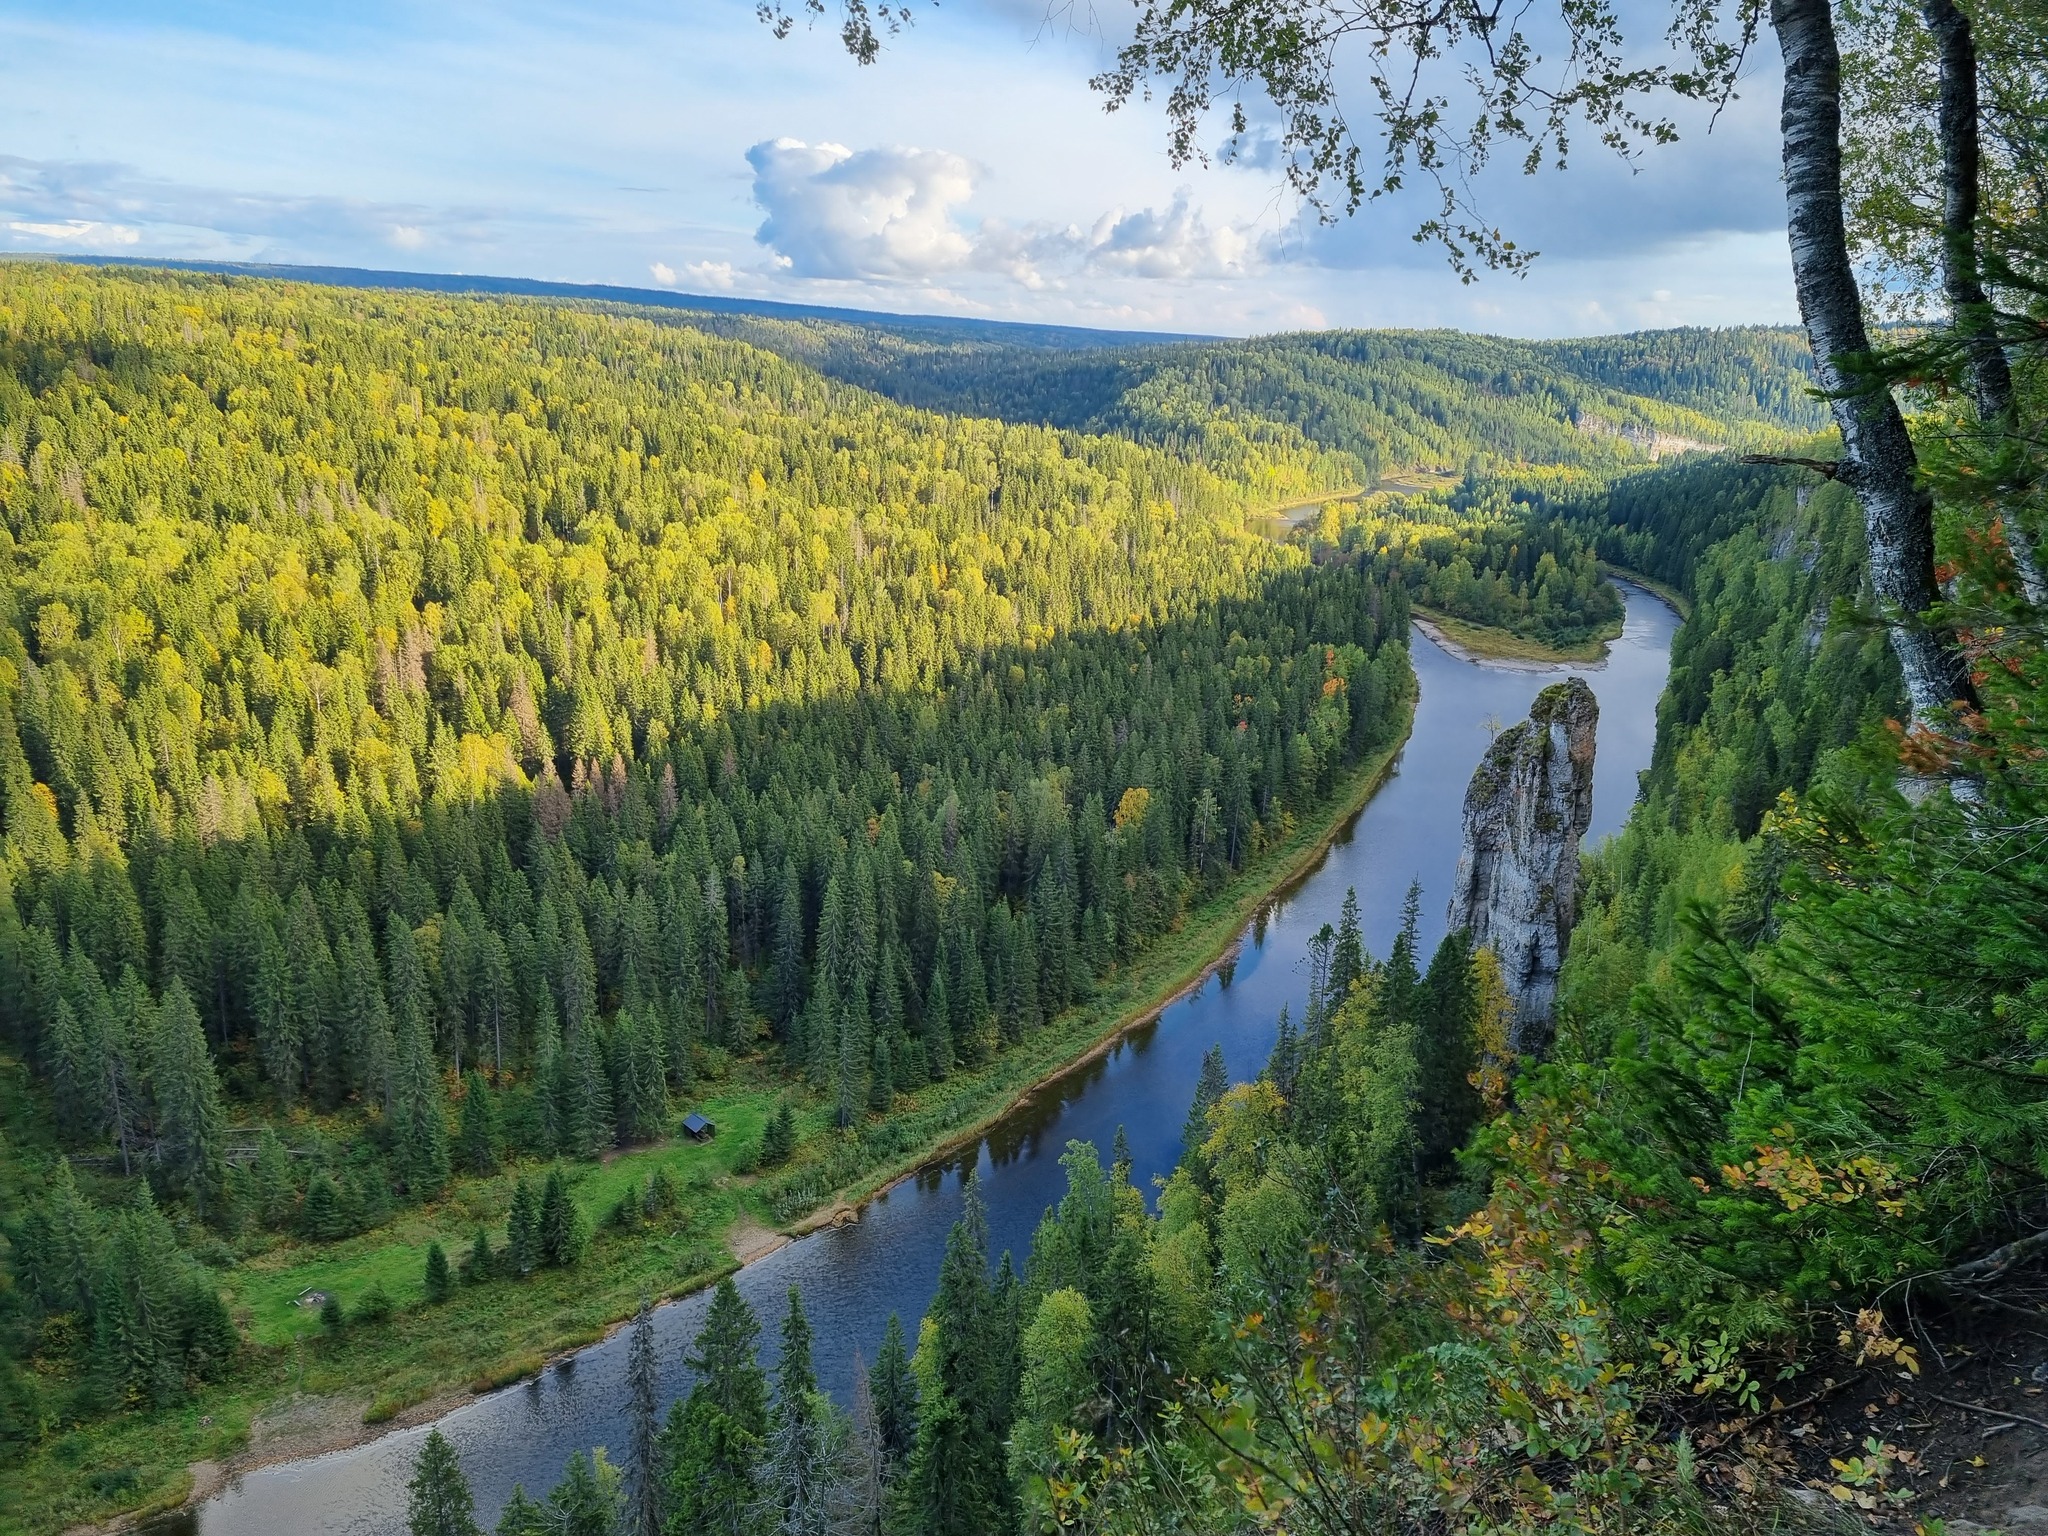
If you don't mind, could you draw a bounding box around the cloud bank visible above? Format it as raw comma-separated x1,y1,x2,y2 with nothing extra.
746,137,1257,287
0,154,533,261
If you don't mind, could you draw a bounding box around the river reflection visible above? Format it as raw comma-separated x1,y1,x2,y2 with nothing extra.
150,585,1677,1536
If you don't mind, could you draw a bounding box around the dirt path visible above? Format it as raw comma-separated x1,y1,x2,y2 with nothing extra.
725,1211,793,1264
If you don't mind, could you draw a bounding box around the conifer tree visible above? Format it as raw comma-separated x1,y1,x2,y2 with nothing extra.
253,1129,297,1229
661,1278,767,1536
423,1242,452,1305
457,1072,499,1176
769,858,806,1041
1377,881,1424,1034
922,943,954,1082
1415,929,1482,1170
152,981,225,1222
870,1312,918,1475
1182,1043,1230,1162
564,1024,615,1158
492,1487,544,1536
531,993,564,1152
625,1299,663,1536
760,1101,797,1167
255,925,300,1106
538,1167,582,1268
393,1006,450,1199
406,1428,481,1536
506,1179,541,1277
1330,886,1365,1002
543,1448,622,1536
464,1228,495,1284
834,988,870,1130
904,1174,1016,1535
836,1351,888,1536
763,1286,834,1536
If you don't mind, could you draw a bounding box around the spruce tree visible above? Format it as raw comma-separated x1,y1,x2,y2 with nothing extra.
543,1448,621,1536
838,1350,888,1536
253,1138,299,1236
870,1312,918,1473
661,1278,767,1536
457,1072,499,1176
904,1174,1016,1535
393,1005,450,1199
464,1227,495,1284
506,1179,540,1277
406,1428,481,1536
1377,880,1424,1035
493,1486,544,1536
835,986,869,1130
1416,929,1482,1170
625,1299,663,1536
538,1167,581,1268
763,1286,834,1535
424,1241,452,1305
152,980,225,1222
565,1024,615,1158
760,1101,797,1167
867,1032,893,1115
769,857,806,1040
923,940,954,1082
1330,886,1365,1002
1181,1043,1229,1163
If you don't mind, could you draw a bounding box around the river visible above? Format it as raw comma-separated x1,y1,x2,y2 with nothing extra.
151,582,1678,1536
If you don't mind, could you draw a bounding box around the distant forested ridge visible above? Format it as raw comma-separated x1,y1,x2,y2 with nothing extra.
674,316,1828,489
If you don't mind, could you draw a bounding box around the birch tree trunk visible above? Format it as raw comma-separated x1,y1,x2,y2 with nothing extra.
1771,0,1979,725
1920,0,2046,605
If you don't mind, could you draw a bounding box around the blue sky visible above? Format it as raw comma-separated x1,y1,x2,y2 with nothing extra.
0,0,1799,337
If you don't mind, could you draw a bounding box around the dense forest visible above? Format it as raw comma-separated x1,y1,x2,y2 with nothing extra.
418,429,2044,1536
0,262,1418,1488
5,110,2046,1530
675,317,1829,489
1325,501,1625,649
360,78,2048,1528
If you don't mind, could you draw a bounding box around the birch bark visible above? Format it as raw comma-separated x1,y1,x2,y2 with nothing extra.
1772,0,1979,725
1920,0,2046,605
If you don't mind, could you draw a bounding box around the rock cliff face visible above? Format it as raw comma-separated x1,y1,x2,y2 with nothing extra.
1446,678,1598,1057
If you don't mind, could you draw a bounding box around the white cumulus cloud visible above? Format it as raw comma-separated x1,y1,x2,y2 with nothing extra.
748,138,975,280
684,260,737,290
745,138,1258,288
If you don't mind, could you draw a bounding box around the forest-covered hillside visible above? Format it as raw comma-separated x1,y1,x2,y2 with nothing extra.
673,315,1826,488
5,233,2042,1536
0,260,1426,1528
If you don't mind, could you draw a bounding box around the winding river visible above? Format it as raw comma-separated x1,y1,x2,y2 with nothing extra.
152,582,1678,1536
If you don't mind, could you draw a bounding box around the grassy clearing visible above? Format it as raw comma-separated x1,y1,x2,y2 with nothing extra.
1414,605,1623,664
1,708,1415,1536
229,1086,771,1348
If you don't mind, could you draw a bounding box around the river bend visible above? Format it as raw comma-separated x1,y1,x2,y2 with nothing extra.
153,583,1678,1536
